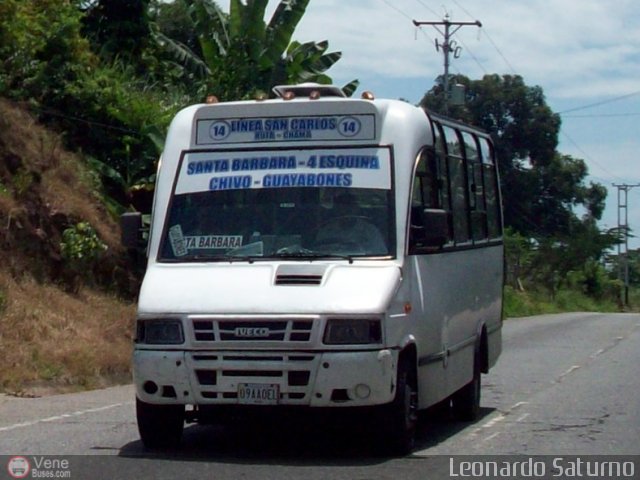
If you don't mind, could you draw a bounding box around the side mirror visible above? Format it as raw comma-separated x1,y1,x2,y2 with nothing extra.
410,208,449,251
121,212,143,249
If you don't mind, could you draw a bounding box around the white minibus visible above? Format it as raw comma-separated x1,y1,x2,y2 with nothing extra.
122,83,503,454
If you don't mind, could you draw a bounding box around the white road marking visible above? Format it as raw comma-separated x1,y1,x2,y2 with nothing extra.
482,413,506,429
0,402,133,433
482,432,501,442
557,365,581,382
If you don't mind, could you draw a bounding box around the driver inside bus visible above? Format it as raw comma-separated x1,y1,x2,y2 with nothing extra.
313,191,387,254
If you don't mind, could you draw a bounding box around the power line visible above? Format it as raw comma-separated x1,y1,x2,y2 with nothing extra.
379,0,435,43
559,129,624,183
414,0,440,17
562,112,640,118
451,0,518,74
379,0,414,22
476,27,518,75
558,90,640,114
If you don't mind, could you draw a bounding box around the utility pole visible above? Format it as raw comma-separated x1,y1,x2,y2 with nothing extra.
613,183,640,306
412,14,481,115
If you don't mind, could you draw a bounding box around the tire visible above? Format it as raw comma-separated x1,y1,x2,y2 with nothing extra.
136,398,185,449
382,359,418,456
451,351,481,421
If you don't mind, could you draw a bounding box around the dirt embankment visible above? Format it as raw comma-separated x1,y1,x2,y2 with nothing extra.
0,99,137,396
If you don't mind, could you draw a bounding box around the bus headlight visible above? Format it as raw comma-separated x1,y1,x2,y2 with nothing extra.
136,319,184,345
323,319,382,345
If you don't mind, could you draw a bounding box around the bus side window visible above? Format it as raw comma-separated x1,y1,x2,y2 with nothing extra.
442,125,471,244
479,137,502,239
409,145,451,253
462,131,488,241
433,124,453,243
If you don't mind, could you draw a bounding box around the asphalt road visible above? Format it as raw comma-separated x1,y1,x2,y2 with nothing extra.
1,312,639,479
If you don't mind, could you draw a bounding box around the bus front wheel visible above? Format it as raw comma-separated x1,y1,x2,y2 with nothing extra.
136,398,185,449
451,350,481,421
382,358,418,455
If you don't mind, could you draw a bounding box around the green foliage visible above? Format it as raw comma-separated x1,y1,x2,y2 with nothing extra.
60,62,176,208
60,222,108,277
59,60,181,210
80,0,152,66
0,0,94,100
504,223,621,309
0,1,175,212
527,219,619,297
503,285,620,319
567,260,622,301
155,0,358,100
504,228,534,289
609,248,640,286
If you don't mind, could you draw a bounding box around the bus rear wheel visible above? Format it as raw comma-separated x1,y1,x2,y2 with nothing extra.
136,398,185,449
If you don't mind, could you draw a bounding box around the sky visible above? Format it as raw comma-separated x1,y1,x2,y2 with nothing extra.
229,0,640,248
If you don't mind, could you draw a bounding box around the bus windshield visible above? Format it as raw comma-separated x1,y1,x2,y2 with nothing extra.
159,147,394,261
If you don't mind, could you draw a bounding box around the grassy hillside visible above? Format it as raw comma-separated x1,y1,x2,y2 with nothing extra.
0,99,136,396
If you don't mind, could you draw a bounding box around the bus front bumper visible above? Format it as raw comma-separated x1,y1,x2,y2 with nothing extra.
133,348,398,408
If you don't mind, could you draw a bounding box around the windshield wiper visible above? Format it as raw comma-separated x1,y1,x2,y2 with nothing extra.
167,254,259,263
271,251,355,264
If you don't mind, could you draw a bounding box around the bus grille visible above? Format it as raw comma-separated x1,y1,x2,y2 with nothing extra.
193,319,314,342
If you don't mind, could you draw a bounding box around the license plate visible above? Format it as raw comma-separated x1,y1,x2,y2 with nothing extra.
238,383,280,405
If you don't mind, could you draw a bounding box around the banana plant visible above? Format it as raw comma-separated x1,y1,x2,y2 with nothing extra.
154,0,358,99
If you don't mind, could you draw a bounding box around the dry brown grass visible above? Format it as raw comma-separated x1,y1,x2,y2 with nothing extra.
0,270,136,395
0,98,120,250
0,99,138,395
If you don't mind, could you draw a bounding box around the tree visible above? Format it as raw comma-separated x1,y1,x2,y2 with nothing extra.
0,0,94,100
154,0,358,100
80,0,152,68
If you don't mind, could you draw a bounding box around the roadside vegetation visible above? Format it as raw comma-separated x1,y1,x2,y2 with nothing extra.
0,0,637,394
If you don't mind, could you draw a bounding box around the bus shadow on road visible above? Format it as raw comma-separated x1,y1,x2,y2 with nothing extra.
118,405,496,465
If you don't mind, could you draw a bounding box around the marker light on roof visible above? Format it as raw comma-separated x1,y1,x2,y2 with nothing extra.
205,95,219,104
309,90,321,100
361,91,375,100
282,91,296,101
